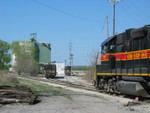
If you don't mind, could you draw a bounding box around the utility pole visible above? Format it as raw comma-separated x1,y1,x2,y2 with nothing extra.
69,42,73,75
108,0,121,36
64,59,67,65
106,16,109,38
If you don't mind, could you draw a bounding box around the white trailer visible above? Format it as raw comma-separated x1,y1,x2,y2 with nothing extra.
54,63,65,75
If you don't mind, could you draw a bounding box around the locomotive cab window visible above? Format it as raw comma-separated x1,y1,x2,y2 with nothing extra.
109,41,116,53
116,44,124,52
107,38,116,53
102,44,108,54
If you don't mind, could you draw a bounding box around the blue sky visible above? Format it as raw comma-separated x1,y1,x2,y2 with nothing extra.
0,0,150,66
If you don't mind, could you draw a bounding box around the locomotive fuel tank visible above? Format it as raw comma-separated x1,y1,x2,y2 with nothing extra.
117,81,150,97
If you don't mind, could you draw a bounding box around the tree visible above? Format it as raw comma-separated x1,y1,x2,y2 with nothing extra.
11,41,39,75
85,49,100,82
0,40,11,70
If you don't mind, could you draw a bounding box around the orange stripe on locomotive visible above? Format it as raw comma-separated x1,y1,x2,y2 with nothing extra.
101,49,150,61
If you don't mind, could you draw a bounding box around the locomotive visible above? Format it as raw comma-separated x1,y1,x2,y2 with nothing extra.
94,25,150,97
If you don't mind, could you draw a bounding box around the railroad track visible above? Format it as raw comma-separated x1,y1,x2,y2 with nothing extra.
18,76,150,105
18,76,98,92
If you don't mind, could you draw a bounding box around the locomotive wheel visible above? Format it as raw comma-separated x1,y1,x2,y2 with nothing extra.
97,79,108,92
45,75,49,79
101,80,108,92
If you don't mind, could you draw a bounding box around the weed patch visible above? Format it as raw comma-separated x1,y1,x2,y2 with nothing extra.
0,72,19,85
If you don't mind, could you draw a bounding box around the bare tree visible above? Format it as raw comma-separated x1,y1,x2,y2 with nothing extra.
11,41,39,75
85,49,100,81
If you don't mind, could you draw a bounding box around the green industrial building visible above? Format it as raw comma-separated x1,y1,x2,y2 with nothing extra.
30,35,51,63
38,43,51,63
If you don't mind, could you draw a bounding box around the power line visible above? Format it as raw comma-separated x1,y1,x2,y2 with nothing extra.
101,17,107,32
129,0,150,19
101,16,109,38
119,3,144,25
32,0,101,23
106,16,109,38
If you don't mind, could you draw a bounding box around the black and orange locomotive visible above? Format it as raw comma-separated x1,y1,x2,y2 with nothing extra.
95,25,150,97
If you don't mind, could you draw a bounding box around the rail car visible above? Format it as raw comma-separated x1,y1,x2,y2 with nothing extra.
94,25,150,97
65,66,71,76
43,63,56,78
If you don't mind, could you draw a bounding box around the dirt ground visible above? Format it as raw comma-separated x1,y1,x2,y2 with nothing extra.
1,74,150,113
0,92,136,113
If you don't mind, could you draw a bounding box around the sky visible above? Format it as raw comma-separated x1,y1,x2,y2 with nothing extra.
0,0,150,66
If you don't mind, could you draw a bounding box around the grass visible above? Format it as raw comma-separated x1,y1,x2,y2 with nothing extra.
72,66,89,70
18,79,61,95
18,79,73,100
20,74,32,76
0,73,19,85
64,95,73,101
0,72,73,101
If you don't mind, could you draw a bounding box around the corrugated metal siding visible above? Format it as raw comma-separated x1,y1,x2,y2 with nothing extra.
38,43,51,63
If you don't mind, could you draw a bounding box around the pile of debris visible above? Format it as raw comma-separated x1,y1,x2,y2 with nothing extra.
0,86,37,104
